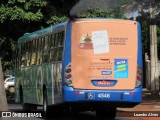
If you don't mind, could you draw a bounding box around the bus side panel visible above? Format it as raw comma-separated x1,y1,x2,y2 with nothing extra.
53,62,63,104
24,67,33,103
31,66,36,104
48,63,53,105
15,67,33,104
41,62,63,106
42,64,52,105
31,65,43,105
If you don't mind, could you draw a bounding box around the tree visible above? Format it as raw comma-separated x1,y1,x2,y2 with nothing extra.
0,0,47,22
122,0,160,95
0,0,127,72
76,8,124,18
1,0,56,116
0,58,8,120
69,0,133,17
0,0,47,72
0,0,80,72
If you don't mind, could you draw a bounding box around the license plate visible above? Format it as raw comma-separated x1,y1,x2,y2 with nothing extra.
98,93,111,98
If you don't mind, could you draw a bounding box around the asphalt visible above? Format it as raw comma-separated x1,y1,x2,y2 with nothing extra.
6,89,160,120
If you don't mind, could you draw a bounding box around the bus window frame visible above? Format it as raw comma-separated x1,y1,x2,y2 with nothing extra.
17,28,65,67
31,39,37,65
42,35,50,63
49,30,65,63
20,43,26,67
26,41,31,67
37,37,42,65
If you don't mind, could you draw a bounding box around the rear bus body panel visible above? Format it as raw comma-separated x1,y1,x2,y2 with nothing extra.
72,20,138,90
63,19,142,105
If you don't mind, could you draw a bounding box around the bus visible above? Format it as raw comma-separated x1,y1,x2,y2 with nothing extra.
15,18,143,119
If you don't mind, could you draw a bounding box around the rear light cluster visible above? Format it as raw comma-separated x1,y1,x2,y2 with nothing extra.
136,65,142,87
64,63,72,86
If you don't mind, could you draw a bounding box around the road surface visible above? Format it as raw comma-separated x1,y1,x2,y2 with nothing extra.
2,98,160,120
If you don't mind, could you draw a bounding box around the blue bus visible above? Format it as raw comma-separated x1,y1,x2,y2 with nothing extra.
15,18,143,119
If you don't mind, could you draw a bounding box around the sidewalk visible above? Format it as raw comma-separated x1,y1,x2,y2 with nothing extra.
142,88,160,102
117,89,160,120
118,88,160,111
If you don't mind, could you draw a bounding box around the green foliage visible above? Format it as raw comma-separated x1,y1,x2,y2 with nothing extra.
47,16,68,25
0,6,43,22
0,0,131,72
0,37,15,71
8,0,47,8
0,0,47,23
0,0,47,71
136,11,160,59
78,8,124,18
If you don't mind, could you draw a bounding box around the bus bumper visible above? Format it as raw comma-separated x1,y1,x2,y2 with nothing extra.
63,85,142,103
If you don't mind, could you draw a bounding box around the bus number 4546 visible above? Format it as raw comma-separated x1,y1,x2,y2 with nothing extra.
98,93,110,98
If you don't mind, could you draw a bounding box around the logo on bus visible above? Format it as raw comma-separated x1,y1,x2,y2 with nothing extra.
87,92,95,99
79,35,93,49
98,81,111,85
101,71,112,75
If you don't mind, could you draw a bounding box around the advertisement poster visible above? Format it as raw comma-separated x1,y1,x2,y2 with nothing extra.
114,59,128,78
72,20,137,90
92,30,109,54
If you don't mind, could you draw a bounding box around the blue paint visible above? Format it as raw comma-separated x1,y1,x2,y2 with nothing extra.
62,20,71,85
137,22,143,68
16,18,143,110
137,22,143,88
62,20,142,107
63,86,142,103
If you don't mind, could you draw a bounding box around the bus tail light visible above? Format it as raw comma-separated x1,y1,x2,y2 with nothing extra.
65,63,72,86
136,65,142,87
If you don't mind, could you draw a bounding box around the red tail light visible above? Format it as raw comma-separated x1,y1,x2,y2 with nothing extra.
137,75,142,81
136,65,142,87
65,74,72,79
65,63,72,86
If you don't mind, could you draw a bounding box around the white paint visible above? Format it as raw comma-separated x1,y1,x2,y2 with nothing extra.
92,30,109,54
